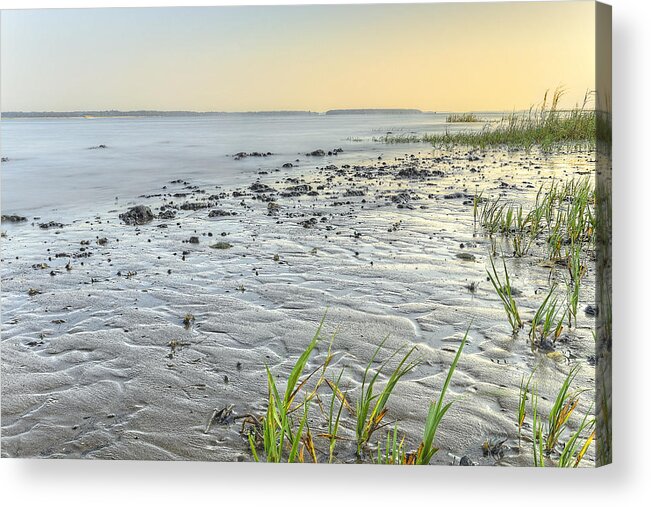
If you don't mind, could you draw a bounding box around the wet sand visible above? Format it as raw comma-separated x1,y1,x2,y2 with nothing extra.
1,145,597,465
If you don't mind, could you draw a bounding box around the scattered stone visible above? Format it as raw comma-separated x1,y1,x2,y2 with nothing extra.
208,209,233,218
188,236,200,244
300,217,318,228
158,210,177,220
233,151,272,160
249,182,276,193
1,214,27,223
97,237,108,246
443,192,466,199
306,149,326,157
281,184,312,197
390,192,411,205
455,252,476,261
210,242,233,250
584,304,599,316
180,202,209,211
119,205,154,225
459,456,476,466
38,221,64,230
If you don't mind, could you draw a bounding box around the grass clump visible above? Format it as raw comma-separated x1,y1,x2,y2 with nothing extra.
248,317,325,463
529,286,565,350
355,338,418,455
486,255,523,334
246,317,468,464
413,329,468,464
522,365,594,467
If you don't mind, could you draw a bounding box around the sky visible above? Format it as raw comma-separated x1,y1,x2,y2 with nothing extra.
0,2,596,112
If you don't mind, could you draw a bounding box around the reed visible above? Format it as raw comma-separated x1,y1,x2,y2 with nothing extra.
557,409,596,467
545,365,581,453
486,255,523,333
517,369,536,442
374,424,408,465
249,317,324,463
355,339,419,455
413,329,468,465
529,285,565,349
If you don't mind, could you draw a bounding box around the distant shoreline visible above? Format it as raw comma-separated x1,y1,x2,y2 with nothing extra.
2,108,430,119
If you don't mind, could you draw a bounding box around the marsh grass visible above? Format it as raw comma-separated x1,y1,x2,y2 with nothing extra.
529,285,565,350
517,368,536,442
413,329,468,465
446,113,480,123
525,366,594,467
531,387,546,467
373,424,408,465
557,409,595,467
249,317,325,463
383,89,596,151
355,338,419,455
247,318,467,464
545,365,581,453
487,255,523,333
478,177,594,340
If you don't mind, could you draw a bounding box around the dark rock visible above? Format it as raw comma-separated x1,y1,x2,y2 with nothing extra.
282,162,294,168
584,304,599,316
397,167,445,179
267,202,281,215
306,149,325,157
119,205,154,225
459,456,476,466
390,192,411,204
249,182,276,193
300,217,318,228
281,184,312,197
189,236,200,244
158,210,177,220
233,151,272,160
455,252,476,261
443,192,466,199
1,214,27,223
210,242,233,250
208,209,233,218
180,202,209,211
38,221,64,230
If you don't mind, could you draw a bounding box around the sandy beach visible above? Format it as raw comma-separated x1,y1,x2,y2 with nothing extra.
1,139,597,465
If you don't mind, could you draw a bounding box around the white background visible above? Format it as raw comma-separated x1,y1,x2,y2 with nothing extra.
0,0,649,505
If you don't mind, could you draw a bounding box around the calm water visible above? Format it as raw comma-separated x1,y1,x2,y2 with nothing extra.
0,113,495,216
